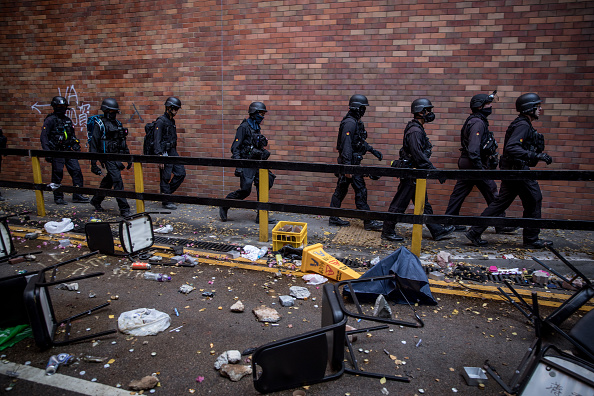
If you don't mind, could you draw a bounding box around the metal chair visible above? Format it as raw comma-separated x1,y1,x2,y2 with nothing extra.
85,212,156,260
22,251,116,350
252,275,424,393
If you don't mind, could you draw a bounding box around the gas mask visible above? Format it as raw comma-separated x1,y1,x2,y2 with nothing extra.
423,111,436,123
54,106,67,116
253,113,265,124
480,107,493,117
105,111,117,121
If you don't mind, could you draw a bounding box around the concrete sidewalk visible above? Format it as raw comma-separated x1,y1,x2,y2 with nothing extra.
1,187,593,279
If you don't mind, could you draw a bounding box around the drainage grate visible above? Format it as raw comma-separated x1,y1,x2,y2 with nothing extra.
153,236,237,253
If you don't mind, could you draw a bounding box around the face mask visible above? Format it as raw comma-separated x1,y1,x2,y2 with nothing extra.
54,107,67,116
480,107,493,117
253,114,264,124
106,112,117,121
423,111,435,123
358,106,366,117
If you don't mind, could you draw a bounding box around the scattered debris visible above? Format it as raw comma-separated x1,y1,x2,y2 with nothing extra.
253,306,281,323
56,283,79,291
44,218,74,234
214,350,241,370
45,353,75,375
118,308,171,336
230,300,245,312
279,295,295,307
154,224,173,234
128,375,159,390
302,274,328,285
219,364,252,382
179,284,195,294
289,286,310,300
373,295,393,319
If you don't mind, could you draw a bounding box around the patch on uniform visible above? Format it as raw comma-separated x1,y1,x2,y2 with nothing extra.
520,138,523,142
346,132,350,135
235,138,239,141
476,132,479,135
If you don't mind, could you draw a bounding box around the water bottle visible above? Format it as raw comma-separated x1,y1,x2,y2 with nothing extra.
143,272,171,282
257,247,268,259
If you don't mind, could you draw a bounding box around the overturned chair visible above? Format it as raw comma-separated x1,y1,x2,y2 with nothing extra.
0,251,116,350
252,275,424,394
486,245,594,394
85,212,156,260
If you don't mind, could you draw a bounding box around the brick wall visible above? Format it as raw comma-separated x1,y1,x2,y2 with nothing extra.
0,0,592,220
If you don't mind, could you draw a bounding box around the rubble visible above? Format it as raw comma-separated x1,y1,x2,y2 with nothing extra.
219,363,252,381
128,375,159,390
253,306,281,323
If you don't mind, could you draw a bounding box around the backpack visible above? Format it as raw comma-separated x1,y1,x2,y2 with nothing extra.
86,115,105,152
143,120,157,155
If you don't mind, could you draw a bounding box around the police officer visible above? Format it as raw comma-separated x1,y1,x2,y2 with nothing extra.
219,102,276,223
40,96,89,205
154,97,185,210
465,93,553,248
88,98,132,217
328,94,383,231
381,98,455,242
444,92,515,234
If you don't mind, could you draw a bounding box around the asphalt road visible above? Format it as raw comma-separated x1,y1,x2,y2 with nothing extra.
0,189,592,395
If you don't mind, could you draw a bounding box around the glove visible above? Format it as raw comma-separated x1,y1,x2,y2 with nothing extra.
369,175,380,180
370,149,383,161
536,153,552,165
437,173,447,184
261,149,271,160
117,162,125,170
127,162,133,170
91,163,102,176
45,157,52,163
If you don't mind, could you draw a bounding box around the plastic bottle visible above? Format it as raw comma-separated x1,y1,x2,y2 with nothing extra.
143,272,171,282
257,247,268,259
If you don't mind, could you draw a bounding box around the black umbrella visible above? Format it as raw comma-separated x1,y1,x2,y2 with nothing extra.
344,247,437,306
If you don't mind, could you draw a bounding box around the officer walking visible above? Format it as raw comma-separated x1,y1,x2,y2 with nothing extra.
328,94,383,231
381,98,455,242
219,102,276,223
444,92,515,234
40,96,89,205
88,98,132,217
154,97,185,210
465,93,553,248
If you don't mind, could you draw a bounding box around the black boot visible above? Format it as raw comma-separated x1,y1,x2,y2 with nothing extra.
465,230,488,247
432,226,456,241
329,217,350,227
364,220,383,231
219,207,228,222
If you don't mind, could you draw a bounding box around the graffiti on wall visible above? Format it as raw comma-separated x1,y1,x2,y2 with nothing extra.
31,85,90,136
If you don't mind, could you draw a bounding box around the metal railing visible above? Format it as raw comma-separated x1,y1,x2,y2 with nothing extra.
2,148,593,256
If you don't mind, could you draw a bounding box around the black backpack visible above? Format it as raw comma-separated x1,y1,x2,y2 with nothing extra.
143,120,157,155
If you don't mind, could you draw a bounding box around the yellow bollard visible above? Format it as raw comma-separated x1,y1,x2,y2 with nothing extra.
410,178,426,257
133,162,145,213
258,168,269,242
31,156,46,217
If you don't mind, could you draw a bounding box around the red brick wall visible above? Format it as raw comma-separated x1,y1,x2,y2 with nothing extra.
1,0,592,220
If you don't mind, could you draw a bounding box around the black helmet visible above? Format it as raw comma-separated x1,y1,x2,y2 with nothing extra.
348,94,369,110
100,98,120,112
411,98,433,114
51,96,69,109
248,102,267,114
470,94,493,110
165,97,182,109
516,93,541,114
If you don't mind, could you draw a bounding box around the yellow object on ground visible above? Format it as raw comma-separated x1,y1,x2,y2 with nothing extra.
301,243,360,281
272,221,308,251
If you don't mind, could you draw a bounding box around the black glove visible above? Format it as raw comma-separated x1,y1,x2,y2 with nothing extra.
369,175,380,180
437,173,447,184
536,153,552,165
261,149,271,160
117,162,125,170
370,149,383,161
91,163,102,176
45,157,52,163
127,162,133,170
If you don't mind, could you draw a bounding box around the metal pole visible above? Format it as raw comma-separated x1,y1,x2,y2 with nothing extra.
410,179,426,256
258,168,269,242
134,162,145,213
31,156,46,217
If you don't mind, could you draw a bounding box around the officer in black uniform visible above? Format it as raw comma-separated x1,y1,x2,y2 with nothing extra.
381,98,455,242
328,94,383,231
88,98,132,217
154,97,185,210
444,92,515,234
219,102,276,223
465,93,553,248
40,96,89,205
